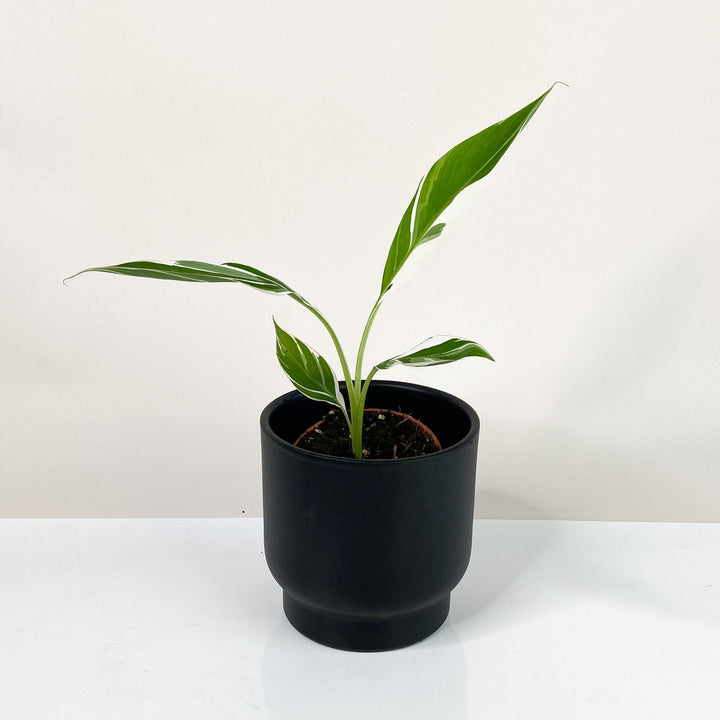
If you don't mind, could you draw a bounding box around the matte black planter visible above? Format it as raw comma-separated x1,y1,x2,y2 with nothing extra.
260,380,479,652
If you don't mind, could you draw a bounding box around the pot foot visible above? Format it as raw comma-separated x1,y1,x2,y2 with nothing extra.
282,592,451,652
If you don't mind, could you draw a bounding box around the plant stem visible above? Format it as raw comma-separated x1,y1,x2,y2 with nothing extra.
299,300,358,447
303,303,354,393
301,291,386,460
358,366,379,409
348,293,387,458
348,393,363,460
347,367,380,459
353,292,386,390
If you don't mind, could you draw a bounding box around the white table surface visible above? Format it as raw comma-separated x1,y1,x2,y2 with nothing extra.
1,519,718,719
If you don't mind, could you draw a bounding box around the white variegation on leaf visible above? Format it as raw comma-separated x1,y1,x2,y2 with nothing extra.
273,320,347,413
376,336,494,370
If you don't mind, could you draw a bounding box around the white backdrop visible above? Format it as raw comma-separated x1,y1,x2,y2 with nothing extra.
2,0,719,519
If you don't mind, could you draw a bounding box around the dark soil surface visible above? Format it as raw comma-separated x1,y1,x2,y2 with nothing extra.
294,408,441,459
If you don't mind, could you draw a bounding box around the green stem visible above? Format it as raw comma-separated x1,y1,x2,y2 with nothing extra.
303,303,354,393
347,366,380,459
347,292,387,459
358,366,379,411
348,393,363,460
296,299,358,444
353,292,386,390
298,291,386,460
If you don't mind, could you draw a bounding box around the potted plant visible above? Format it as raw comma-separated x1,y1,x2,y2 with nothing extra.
68,85,560,651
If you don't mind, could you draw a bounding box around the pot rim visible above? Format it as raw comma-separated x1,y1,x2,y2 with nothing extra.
260,380,480,466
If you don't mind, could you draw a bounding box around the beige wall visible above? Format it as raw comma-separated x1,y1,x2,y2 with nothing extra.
3,0,719,520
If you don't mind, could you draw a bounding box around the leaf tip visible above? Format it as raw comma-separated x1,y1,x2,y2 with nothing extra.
62,268,89,286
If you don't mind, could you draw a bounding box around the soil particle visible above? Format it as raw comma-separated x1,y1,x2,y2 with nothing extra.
294,408,441,459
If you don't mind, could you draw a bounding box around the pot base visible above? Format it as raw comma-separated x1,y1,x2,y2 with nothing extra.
282,592,451,652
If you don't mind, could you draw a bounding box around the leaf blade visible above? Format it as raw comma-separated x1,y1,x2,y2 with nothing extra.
66,261,226,283
65,260,314,305
376,336,494,370
381,85,557,293
274,320,346,411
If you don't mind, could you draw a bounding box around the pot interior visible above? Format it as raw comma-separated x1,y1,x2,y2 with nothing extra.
266,381,476,455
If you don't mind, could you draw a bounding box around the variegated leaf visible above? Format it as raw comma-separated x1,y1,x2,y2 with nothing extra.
381,85,558,294
65,260,311,304
376,336,494,370
273,320,346,410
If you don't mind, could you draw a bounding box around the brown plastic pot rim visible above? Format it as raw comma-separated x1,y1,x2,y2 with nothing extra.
293,408,442,451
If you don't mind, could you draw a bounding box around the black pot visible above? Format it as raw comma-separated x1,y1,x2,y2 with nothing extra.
260,380,479,652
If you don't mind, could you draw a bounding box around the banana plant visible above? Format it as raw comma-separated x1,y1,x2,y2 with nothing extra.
67,85,560,459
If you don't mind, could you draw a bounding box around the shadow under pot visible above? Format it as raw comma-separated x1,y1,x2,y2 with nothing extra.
260,380,480,652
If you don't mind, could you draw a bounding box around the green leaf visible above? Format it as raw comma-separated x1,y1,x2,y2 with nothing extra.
273,320,346,410
67,259,303,294
376,336,494,370
65,259,318,309
66,259,355,391
381,85,558,293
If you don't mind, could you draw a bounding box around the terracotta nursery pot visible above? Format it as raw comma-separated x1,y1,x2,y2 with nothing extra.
260,380,480,652
293,407,442,457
